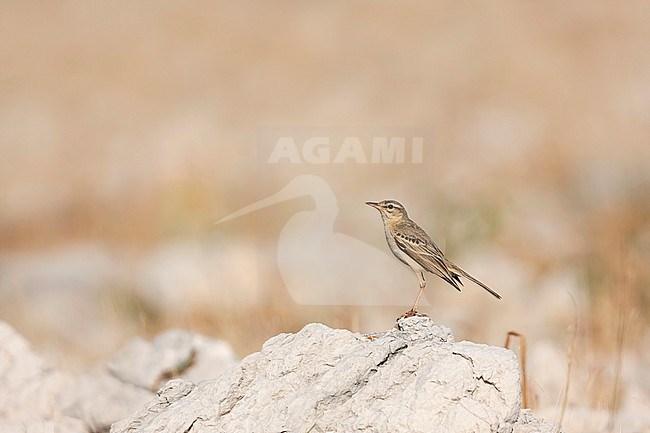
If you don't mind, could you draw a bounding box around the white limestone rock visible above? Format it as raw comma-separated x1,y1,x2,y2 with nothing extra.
63,328,238,432
62,370,153,432
112,316,560,433
513,409,560,433
106,328,238,391
0,321,84,433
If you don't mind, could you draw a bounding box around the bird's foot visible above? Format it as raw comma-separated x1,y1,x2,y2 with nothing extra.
397,309,428,321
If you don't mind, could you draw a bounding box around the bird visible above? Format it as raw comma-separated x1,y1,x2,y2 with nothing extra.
366,199,501,314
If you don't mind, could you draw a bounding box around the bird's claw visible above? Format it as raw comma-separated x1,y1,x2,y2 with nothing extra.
397,309,428,321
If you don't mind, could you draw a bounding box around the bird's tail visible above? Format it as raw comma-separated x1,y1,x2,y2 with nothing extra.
446,262,502,300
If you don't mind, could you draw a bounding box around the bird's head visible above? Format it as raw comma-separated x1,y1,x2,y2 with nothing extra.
365,200,408,221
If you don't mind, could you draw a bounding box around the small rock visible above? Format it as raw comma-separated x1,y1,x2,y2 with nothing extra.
107,328,237,391
514,409,559,433
62,370,153,432
63,328,238,431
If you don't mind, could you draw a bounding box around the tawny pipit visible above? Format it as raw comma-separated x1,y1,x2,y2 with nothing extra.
367,200,501,313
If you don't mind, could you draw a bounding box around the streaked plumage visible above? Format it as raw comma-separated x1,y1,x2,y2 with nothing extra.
366,199,501,312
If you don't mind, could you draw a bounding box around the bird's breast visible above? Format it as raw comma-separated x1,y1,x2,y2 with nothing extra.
383,226,423,273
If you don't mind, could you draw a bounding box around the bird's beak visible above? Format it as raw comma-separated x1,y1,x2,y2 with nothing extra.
365,201,381,209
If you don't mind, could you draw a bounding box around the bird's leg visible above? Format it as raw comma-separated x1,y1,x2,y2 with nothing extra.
409,272,426,313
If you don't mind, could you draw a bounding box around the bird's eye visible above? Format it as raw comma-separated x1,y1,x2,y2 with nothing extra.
387,204,394,210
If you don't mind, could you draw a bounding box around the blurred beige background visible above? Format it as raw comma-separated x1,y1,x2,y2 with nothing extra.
1,2,649,431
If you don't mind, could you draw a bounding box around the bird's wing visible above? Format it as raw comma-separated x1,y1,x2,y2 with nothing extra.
392,222,462,291
393,219,502,300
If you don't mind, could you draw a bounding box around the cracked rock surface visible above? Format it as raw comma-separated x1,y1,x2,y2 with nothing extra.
111,316,560,433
